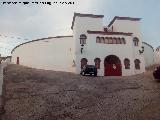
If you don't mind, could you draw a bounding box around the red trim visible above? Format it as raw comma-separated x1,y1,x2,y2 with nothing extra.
71,12,104,29
142,42,154,51
108,16,141,27
11,35,73,54
87,30,133,36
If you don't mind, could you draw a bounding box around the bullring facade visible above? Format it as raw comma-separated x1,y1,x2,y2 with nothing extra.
11,13,146,76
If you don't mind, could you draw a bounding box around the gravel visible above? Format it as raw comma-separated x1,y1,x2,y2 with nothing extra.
2,64,160,120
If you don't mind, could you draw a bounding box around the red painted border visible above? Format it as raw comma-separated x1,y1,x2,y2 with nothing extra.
87,30,133,36
108,16,141,27
71,12,104,29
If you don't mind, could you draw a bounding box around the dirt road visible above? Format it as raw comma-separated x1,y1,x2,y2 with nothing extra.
2,64,160,120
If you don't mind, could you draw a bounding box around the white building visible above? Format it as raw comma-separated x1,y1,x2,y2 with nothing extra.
154,46,160,64
11,13,146,76
142,42,154,67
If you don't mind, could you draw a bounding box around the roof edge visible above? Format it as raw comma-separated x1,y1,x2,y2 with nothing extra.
11,35,73,54
71,12,104,29
142,42,154,51
87,30,133,36
108,16,142,27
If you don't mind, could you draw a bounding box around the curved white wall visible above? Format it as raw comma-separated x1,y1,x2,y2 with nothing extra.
142,42,154,67
11,36,75,72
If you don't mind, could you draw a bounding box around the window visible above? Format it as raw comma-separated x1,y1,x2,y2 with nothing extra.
133,37,139,46
105,37,109,44
81,58,88,69
119,38,123,44
156,48,159,52
96,36,100,43
80,34,87,44
96,36,126,45
101,37,105,43
94,58,101,69
124,58,130,69
122,38,126,44
116,38,121,44
113,38,117,44
108,37,113,44
134,59,140,69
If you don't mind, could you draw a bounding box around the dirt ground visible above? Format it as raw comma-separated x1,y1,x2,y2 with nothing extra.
1,64,160,120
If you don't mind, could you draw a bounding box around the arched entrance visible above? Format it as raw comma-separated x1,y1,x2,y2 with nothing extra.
104,55,122,76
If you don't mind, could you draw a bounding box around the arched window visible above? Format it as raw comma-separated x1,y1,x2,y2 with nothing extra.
156,48,159,52
81,58,88,69
116,38,121,44
94,58,101,69
96,36,100,43
134,59,140,69
133,37,139,46
113,38,117,44
124,58,130,69
100,37,105,43
105,37,109,44
80,34,87,44
122,38,126,44
108,37,113,44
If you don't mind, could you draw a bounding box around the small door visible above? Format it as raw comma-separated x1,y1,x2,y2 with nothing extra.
16,57,19,65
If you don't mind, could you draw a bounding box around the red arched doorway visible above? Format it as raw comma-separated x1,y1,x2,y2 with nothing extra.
104,55,122,76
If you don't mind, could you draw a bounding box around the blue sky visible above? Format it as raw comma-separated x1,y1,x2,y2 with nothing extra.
0,0,160,56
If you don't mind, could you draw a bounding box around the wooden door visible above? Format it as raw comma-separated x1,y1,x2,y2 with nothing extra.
104,55,122,76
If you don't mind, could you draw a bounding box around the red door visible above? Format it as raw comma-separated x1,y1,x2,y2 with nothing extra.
104,55,122,76
16,57,19,65
105,63,121,76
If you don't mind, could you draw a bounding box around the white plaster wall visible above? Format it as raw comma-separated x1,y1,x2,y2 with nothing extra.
154,48,160,64
73,16,103,34
87,34,134,76
75,34,144,76
73,16,103,55
111,20,145,74
110,20,141,37
73,17,145,76
131,38,145,75
73,16,103,74
12,37,75,72
142,42,154,67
